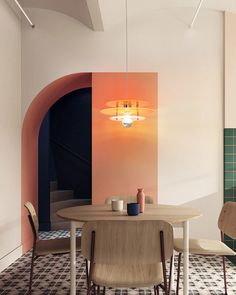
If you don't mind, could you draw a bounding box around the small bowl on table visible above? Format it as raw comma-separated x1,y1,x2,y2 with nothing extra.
111,199,124,211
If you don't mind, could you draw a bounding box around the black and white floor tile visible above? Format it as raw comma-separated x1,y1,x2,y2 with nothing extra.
0,230,235,295
39,229,82,240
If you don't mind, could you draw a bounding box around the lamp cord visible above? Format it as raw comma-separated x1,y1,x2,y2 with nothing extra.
125,0,128,74
125,0,128,102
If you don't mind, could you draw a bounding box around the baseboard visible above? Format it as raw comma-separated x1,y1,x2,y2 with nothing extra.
0,245,22,272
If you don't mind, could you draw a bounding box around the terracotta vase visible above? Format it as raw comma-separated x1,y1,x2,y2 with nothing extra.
137,188,145,213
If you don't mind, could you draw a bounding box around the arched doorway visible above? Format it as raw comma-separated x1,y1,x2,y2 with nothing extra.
21,73,92,252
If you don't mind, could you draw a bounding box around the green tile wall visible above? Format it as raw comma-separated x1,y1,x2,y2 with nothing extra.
224,128,236,265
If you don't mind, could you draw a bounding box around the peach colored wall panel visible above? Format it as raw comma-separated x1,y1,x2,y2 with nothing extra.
92,73,157,204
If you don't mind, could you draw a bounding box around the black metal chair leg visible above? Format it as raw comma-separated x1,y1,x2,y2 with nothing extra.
88,231,96,295
222,255,228,295
87,284,91,295
88,281,94,295
97,285,100,295
103,286,106,295
168,255,173,295
156,285,160,295
28,245,36,294
86,259,89,290
176,253,182,295
160,231,168,295
93,284,97,295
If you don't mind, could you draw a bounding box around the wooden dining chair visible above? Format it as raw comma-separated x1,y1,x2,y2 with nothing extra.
175,201,236,295
24,201,81,294
105,195,154,205
81,220,174,295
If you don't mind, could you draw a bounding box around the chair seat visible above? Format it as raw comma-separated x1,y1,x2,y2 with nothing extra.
35,237,81,256
92,263,163,288
174,238,236,256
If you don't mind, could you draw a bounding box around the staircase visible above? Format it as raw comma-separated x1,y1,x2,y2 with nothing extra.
50,181,91,230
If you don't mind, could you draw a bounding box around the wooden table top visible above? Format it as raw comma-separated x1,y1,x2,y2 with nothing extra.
57,204,202,224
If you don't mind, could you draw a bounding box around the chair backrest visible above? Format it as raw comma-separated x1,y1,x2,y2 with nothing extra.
105,195,154,205
24,201,39,240
82,220,173,265
218,202,236,239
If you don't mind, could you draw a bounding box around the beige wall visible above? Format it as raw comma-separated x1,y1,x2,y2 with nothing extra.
225,12,236,128
155,9,223,239
21,4,223,240
0,1,21,270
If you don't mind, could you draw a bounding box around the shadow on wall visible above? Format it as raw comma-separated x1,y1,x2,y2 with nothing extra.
174,193,223,240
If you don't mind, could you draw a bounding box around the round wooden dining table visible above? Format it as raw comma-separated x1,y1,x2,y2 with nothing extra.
57,204,202,295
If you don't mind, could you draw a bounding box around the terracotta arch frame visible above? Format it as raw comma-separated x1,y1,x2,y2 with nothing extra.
21,73,92,252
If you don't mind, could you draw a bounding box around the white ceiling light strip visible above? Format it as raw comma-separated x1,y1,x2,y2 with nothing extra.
189,0,205,28
14,0,35,28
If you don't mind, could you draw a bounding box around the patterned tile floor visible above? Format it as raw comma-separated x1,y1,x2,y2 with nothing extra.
0,230,235,294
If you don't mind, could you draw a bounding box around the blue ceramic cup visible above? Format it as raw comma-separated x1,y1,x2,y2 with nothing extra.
127,203,140,216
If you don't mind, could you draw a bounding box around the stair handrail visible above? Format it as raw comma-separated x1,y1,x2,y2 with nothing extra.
51,138,90,166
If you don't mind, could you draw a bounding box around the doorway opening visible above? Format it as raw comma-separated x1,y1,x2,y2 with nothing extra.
22,73,92,252
38,88,92,231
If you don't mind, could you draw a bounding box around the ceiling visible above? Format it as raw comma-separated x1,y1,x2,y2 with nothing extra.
18,0,103,30
10,0,236,30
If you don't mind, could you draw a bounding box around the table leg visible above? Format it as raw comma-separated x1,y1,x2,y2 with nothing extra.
183,220,189,295
71,221,76,295
170,250,175,291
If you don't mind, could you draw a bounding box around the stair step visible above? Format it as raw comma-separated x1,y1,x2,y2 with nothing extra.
50,199,91,222
51,221,70,230
50,181,58,192
50,190,74,203
51,221,84,231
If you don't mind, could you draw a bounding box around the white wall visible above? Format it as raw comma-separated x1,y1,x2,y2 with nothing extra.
0,1,21,270
225,12,236,127
22,2,223,239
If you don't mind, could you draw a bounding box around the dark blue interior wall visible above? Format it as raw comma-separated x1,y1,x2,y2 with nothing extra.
38,87,92,230
50,87,92,198
38,112,51,230
49,146,57,181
